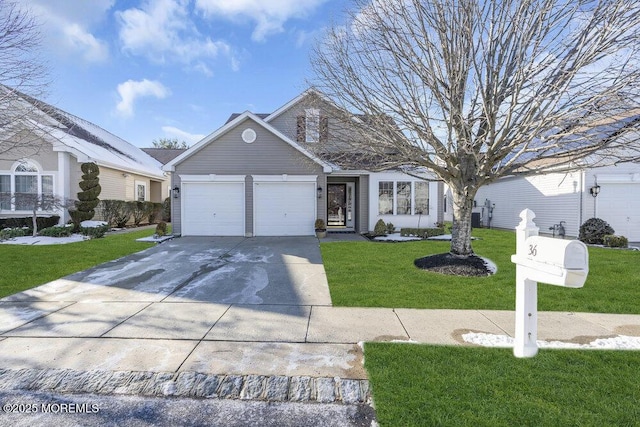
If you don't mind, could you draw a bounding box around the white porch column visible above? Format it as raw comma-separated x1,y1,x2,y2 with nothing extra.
57,151,72,224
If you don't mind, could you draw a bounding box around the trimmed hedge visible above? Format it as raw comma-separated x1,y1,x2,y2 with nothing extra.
400,227,446,238
0,216,60,230
39,225,73,237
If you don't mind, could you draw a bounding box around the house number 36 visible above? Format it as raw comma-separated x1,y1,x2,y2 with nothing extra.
528,244,538,256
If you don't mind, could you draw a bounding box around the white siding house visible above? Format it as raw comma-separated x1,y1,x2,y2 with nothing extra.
463,162,640,241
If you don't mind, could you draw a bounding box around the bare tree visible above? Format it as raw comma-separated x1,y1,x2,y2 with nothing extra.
310,0,640,257
0,0,50,160
152,138,189,149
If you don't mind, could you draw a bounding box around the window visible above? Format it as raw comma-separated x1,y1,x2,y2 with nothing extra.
378,180,431,216
297,110,328,143
415,182,429,215
137,183,146,202
15,175,38,210
396,182,411,214
2,160,55,212
378,181,393,214
305,108,320,143
0,175,10,210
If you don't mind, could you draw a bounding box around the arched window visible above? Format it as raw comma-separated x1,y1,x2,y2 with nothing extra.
0,160,54,212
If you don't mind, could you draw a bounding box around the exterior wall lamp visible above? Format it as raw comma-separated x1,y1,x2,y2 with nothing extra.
173,186,180,198
317,186,323,199
589,185,601,198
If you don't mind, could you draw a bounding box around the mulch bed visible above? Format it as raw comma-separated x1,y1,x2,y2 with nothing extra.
414,253,493,277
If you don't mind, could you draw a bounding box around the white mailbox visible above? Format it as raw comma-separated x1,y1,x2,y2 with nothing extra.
510,235,589,288
511,209,590,358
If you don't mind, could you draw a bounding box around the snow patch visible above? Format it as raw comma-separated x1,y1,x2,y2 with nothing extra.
0,235,87,245
462,332,640,350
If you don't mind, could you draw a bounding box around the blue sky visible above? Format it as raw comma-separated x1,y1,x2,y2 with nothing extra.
22,0,341,147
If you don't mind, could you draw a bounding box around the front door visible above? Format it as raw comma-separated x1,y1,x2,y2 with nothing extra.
327,183,355,229
327,184,346,226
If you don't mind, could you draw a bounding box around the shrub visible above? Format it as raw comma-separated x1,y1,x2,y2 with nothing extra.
603,234,628,248
155,221,168,237
147,202,164,224
100,200,122,227
373,219,387,236
400,227,446,238
314,219,326,230
0,227,27,240
39,225,73,238
386,222,395,234
162,197,171,222
128,201,146,226
0,216,60,230
69,162,101,228
579,218,615,244
80,224,109,239
114,201,131,228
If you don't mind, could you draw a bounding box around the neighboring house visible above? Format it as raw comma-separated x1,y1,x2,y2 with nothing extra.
0,92,168,224
163,90,443,236
444,111,640,241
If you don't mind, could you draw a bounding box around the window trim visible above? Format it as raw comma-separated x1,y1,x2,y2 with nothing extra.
377,180,430,216
1,160,55,212
135,180,147,202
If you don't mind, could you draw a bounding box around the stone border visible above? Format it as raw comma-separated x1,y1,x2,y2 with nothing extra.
0,369,371,404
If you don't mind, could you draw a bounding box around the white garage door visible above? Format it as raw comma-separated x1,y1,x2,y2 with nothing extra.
182,182,244,236
254,181,316,236
597,183,640,241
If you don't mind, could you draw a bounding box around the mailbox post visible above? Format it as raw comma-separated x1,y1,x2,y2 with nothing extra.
511,209,589,358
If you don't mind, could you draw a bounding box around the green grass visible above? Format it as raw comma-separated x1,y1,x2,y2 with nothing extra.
0,229,156,298
320,228,640,313
365,343,640,427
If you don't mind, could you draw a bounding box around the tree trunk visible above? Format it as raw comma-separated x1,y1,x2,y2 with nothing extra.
32,206,38,237
450,186,476,256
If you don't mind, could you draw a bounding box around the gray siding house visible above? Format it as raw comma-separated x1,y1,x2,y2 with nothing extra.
163,91,443,237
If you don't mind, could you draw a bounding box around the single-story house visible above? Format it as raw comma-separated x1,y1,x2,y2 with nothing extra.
465,162,640,241
0,90,168,224
163,90,444,236
444,108,640,241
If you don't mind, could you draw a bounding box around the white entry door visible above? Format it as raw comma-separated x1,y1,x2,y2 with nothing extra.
182,182,244,236
254,181,316,236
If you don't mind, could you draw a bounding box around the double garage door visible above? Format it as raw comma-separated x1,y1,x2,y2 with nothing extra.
181,178,316,236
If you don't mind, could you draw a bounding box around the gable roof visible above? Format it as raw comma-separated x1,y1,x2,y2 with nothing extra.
5,89,165,179
163,111,334,172
142,148,187,165
225,113,270,124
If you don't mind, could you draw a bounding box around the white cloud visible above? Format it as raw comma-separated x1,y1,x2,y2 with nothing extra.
19,0,112,63
162,126,206,144
63,24,109,63
116,0,231,71
116,79,170,118
195,0,329,42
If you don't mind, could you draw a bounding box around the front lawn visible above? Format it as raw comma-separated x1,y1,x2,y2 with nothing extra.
365,343,640,427
0,229,157,298
321,228,640,313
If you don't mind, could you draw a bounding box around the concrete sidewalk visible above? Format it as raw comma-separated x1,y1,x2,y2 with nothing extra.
1,299,639,377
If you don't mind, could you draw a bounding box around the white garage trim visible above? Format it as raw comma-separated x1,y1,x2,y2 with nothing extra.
253,176,317,236
179,174,245,183
252,174,318,182
181,178,245,236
